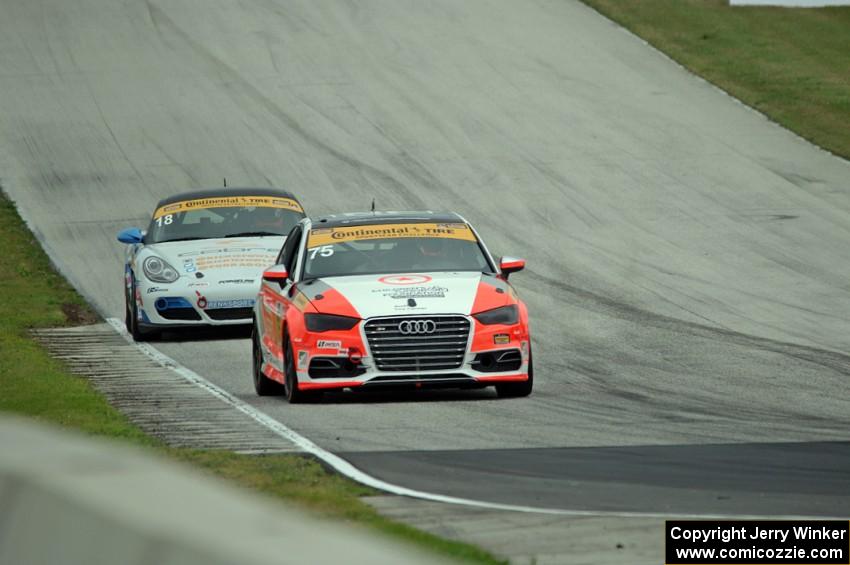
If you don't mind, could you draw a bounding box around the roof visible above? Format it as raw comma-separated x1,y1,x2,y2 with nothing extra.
155,187,301,207
311,211,465,229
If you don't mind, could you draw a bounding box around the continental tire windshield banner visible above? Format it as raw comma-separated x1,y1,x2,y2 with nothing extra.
308,223,476,248
666,520,849,565
154,196,303,219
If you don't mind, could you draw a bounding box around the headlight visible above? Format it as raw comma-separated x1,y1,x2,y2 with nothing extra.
473,305,518,325
142,256,179,283
305,313,360,332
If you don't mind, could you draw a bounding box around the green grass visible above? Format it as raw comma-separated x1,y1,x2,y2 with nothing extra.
581,0,850,160
0,192,503,565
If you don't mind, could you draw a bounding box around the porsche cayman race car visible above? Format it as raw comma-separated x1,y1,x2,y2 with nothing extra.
117,188,305,340
252,211,532,402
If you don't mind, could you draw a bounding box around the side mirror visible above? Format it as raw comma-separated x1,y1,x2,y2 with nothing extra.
262,265,289,284
499,256,525,278
117,227,143,244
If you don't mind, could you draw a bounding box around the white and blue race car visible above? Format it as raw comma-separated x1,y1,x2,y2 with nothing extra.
117,188,305,340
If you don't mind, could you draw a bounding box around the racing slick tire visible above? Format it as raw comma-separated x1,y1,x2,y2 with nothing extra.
496,349,534,398
125,277,158,342
252,325,284,396
283,332,322,404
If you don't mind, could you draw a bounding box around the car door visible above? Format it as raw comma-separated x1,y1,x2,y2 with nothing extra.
260,224,303,371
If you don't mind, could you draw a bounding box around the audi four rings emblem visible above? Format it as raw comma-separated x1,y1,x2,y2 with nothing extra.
398,319,437,335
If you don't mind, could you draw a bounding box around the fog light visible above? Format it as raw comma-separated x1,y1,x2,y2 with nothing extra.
493,333,510,344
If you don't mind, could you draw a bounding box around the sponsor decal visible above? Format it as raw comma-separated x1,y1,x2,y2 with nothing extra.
205,298,255,309
298,350,308,369
154,196,303,219
200,247,270,254
307,223,476,247
195,291,207,309
211,241,269,247
372,285,447,298
146,286,168,294
183,258,196,273
179,247,277,257
378,274,433,285
194,254,272,270
316,340,342,350
187,282,209,288
218,279,254,285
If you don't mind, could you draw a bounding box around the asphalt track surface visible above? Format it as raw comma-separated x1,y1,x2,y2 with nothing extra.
2,0,849,518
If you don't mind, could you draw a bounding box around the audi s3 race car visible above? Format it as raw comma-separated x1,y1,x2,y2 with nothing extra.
117,188,305,340
251,211,532,402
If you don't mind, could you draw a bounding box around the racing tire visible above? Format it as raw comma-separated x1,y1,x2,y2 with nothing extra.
252,325,284,396
496,349,534,398
124,291,133,333
126,278,158,342
283,333,322,404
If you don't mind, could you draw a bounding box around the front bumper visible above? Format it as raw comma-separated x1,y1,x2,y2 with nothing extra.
290,315,530,392
136,285,256,327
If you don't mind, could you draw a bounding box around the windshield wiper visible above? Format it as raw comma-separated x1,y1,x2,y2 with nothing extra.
223,231,280,238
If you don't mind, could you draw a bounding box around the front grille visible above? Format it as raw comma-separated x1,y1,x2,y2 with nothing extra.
205,307,253,321
158,308,202,321
364,316,471,372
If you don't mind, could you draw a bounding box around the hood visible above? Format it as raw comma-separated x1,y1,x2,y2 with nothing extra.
145,237,284,283
307,272,510,319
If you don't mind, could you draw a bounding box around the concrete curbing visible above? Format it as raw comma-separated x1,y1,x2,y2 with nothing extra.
0,415,447,565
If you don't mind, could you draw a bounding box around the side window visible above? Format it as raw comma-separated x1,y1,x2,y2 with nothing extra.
285,229,302,277
278,225,302,275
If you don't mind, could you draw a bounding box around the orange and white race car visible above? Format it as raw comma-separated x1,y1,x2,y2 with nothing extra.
251,211,532,402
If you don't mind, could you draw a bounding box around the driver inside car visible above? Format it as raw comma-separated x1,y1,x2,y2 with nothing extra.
408,237,454,270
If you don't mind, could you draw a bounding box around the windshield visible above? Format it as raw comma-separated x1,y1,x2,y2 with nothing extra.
146,195,304,243
303,222,494,279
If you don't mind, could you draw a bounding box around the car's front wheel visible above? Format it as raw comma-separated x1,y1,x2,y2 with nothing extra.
252,325,284,396
125,277,158,342
124,285,134,333
496,348,534,398
283,332,322,404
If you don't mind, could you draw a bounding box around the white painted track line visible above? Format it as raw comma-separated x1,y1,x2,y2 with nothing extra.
105,317,838,520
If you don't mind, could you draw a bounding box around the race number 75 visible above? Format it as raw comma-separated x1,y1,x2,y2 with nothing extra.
309,245,334,259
